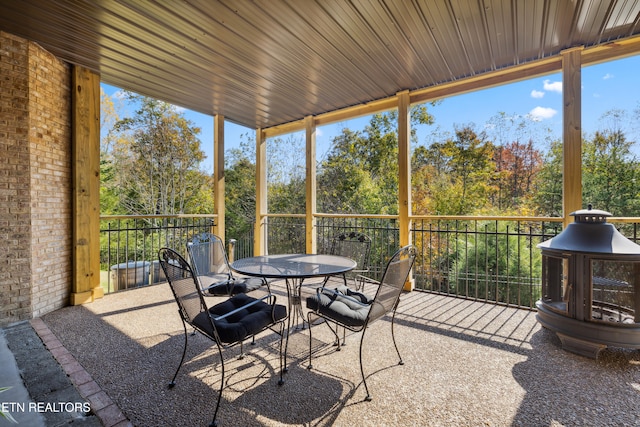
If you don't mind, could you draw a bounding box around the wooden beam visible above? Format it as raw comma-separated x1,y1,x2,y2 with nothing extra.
71,65,103,305
262,97,398,139
305,116,317,254
581,34,640,66
213,114,225,242
562,47,583,227
397,91,413,291
261,35,640,141
254,128,267,255
410,56,561,104
314,97,397,126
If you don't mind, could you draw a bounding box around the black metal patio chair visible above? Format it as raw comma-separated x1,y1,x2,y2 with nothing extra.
159,247,287,427
305,244,417,401
329,231,372,290
187,232,267,296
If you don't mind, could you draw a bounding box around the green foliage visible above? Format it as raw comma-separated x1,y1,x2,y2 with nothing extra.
449,221,542,307
530,139,563,216
318,106,435,215
225,141,257,239
532,112,640,217
412,126,497,215
101,91,212,215
267,134,306,214
582,127,640,215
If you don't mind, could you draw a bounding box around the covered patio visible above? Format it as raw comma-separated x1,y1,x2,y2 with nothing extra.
1,1,640,425
2,1,640,324
20,279,640,426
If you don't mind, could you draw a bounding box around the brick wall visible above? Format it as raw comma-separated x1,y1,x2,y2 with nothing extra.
28,40,72,317
0,31,72,326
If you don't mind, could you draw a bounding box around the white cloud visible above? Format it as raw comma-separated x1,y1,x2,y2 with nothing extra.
528,106,558,122
112,89,128,100
531,89,545,98
603,73,614,80
543,79,562,93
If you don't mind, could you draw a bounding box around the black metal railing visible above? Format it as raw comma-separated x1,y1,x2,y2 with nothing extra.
257,215,400,279
411,216,562,309
247,214,563,309
100,215,215,293
100,213,640,310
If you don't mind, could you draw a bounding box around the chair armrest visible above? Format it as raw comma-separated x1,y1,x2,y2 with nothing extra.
355,274,379,285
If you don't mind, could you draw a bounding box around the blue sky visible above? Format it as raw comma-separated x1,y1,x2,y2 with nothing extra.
102,54,639,173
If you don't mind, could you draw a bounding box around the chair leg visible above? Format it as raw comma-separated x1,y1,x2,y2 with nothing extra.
359,327,371,401
169,318,189,388
390,307,404,365
307,312,315,370
239,340,245,359
210,342,225,427
277,321,285,385
319,318,341,347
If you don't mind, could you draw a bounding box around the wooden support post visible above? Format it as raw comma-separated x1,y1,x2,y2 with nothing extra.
213,115,225,242
562,47,583,227
71,65,103,305
397,90,414,291
305,116,317,254
255,128,267,255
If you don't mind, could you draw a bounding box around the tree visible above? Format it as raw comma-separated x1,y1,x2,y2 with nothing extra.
450,220,542,307
582,125,640,215
318,105,435,214
109,93,211,215
493,140,543,210
267,134,306,214
532,109,640,217
100,89,121,214
225,137,257,239
530,139,563,216
412,126,496,215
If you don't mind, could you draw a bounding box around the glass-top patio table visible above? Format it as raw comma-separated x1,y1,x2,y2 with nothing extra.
231,254,357,371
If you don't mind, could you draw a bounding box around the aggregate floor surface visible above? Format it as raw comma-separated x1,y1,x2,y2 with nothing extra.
5,281,640,426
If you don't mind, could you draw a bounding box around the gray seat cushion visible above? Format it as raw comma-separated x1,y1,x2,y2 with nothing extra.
193,293,286,343
203,277,264,296
306,287,372,327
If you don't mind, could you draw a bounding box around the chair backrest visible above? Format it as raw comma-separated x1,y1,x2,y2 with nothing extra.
159,247,207,325
330,232,371,273
187,232,232,286
367,245,417,323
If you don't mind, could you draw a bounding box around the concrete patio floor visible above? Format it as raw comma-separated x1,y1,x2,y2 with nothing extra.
13,281,640,426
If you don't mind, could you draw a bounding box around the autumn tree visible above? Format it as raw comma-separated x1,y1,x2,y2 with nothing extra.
108,93,212,215
413,126,497,215
492,140,543,210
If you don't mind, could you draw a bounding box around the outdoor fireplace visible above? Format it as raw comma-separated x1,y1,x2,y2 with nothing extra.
536,206,640,358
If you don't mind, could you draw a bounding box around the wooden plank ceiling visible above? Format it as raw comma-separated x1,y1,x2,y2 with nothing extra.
0,0,639,130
